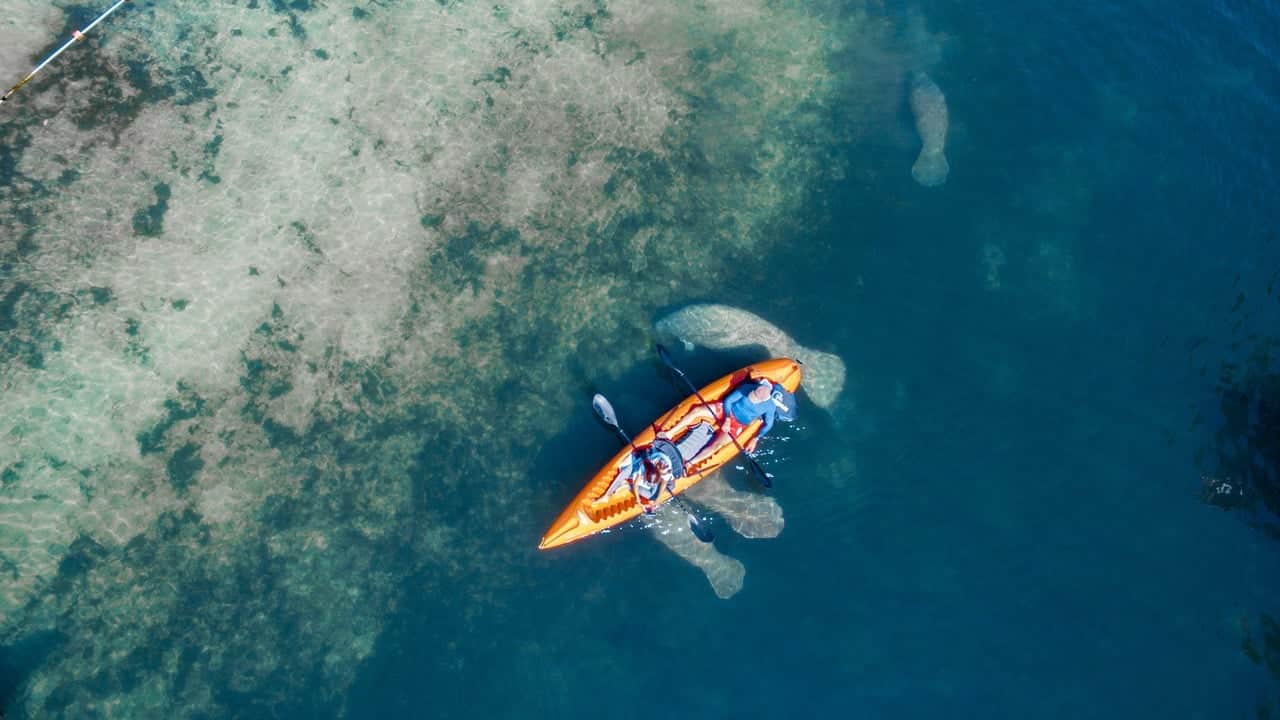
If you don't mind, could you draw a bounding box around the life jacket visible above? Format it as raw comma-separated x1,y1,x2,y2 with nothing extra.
632,444,680,502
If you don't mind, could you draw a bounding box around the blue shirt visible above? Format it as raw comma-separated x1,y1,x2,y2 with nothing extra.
723,385,777,438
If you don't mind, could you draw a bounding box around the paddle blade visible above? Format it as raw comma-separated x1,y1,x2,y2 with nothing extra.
688,514,715,543
591,393,619,428
669,494,715,543
748,459,773,489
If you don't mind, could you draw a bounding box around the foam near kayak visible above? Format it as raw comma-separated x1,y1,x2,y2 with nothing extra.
539,357,802,550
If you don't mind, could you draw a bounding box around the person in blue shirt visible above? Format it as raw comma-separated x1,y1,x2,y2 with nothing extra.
721,378,780,449
658,377,784,466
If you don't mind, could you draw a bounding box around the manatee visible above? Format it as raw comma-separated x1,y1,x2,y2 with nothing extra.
649,501,746,599
685,473,783,539
909,71,949,187
648,471,784,598
654,303,845,409
650,303,842,598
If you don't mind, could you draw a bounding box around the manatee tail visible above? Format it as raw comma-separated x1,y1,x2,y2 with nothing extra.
649,507,746,599
912,150,949,187
793,345,846,409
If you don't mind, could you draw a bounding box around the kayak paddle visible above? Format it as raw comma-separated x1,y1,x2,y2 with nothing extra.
654,343,774,489
2,0,133,105
591,393,714,543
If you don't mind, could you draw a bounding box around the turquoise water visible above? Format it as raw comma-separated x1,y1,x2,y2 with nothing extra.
2,0,1279,717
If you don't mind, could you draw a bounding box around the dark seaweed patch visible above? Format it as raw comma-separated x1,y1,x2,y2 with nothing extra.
70,54,214,131
287,15,306,40
170,64,217,106
1207,336,1280,534
239,303,305,430
271,0,313,11
199,133,223,184
428,221,522,292
131,182,172,237
551,1,609,41
262,417,300,448
0,283,28,332
166,443,205,493
54,536,107,584
0,282,71,368
0,462,21,487
1240,614,1280,717
0,630,63,713
601,146,674,200
290,221,323,255
136,382,208,455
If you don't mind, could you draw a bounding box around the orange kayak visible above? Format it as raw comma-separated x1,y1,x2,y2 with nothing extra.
539,357,802,550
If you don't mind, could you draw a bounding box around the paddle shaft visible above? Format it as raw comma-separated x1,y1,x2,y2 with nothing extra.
656,347,772,488
603,425,648,473
663,488,705,522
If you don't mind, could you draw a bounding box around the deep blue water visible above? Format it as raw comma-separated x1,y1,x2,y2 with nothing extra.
345,1,1280,718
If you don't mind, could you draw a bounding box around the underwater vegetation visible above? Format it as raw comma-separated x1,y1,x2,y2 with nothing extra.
1205,337,1280,534
0,0,906,716
1240,611,1280,719
1203,320,1280,715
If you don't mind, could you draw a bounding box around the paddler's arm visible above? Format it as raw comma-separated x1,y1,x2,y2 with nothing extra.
745,404,775,453
758,405,775,438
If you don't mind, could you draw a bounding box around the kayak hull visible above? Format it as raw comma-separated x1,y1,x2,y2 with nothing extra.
539,357,802,550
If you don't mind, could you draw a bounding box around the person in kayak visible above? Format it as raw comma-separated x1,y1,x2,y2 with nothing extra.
659,377,786,465
631,446,676,514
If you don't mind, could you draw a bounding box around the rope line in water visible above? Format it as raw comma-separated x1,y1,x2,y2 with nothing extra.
1,0,131,106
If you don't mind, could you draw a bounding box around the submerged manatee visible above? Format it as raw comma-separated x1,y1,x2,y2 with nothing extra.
649,503,746,600
909,71,950,187
654,303,846,409
686,473,783,539
649,304,824,598
649,471,783,598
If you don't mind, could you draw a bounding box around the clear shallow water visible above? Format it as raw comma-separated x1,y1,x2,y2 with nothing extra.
1,0,1279,718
